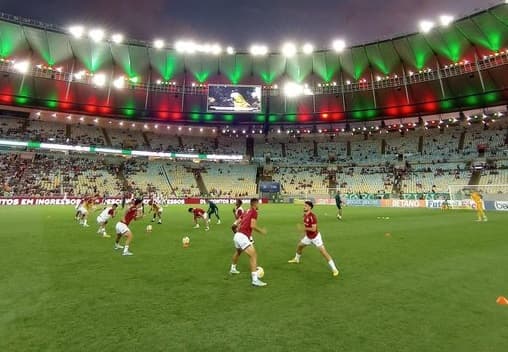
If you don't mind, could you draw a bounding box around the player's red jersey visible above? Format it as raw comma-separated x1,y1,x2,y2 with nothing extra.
234,207,244,220
304,211,318,239
122,205,139,225
193,208,205,219
238,208,258,238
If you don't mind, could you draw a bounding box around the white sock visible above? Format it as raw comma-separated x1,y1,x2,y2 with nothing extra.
295,253,301,261
328,259,338,272
230,264,237,271
123,245,129,253
251,272,258,282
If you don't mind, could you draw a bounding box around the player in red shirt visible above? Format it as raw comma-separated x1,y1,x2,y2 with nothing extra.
114,198,144,256
288,201,339,277
229,198,267,287
188,207,210,230
231,199,244,233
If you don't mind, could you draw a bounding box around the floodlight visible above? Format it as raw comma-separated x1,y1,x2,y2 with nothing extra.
250,44,268,56
284,82,304,97
185,41,197,54
13,60,30,74
282,42,297,57
74,70,86,80
89,29,105,42
439,15,454,27
332,39,346,53
69,25,85,38
211,44,222,55
111,33,124,44
226,46,235,55
113,76,125,89
419,20,435,33
302,43,314,55
153,39,164,49
92,73,106,87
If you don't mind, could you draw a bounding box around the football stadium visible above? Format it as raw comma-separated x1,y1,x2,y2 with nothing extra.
1,1,508,350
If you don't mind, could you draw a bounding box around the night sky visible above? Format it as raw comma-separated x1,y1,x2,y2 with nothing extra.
0,0,496,49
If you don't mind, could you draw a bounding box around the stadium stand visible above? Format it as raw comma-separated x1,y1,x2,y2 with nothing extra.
1,113,507,199
200,163,257,197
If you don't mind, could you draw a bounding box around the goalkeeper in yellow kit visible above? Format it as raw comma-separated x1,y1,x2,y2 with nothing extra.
471,191,487,222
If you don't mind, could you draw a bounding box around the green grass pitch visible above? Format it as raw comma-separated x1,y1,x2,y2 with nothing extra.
1,204,508,351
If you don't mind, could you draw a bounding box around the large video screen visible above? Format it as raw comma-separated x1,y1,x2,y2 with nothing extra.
207,85,262,113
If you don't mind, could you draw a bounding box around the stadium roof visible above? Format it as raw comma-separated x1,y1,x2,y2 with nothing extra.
0,3,507,124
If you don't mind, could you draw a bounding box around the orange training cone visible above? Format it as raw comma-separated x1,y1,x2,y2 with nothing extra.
496,296,508,305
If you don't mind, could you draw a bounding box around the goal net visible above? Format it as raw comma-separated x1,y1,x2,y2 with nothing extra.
447,184,508,209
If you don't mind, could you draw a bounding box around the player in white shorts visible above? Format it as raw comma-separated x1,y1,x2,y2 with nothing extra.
114,198,143,256
229,198,267,287
96,203,118,238
288,201,340,277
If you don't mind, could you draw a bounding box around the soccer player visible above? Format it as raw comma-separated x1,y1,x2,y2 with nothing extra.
441,198,450,211
288,201,340,277
231,199,244,233
188,207,210,230
229,198,267,287
335,190,343,220
207,200,221,224
149,199,163,224
471,191,487,222
96,203,118,238
77,196,94,227
114,198,144,256
74,197,85,221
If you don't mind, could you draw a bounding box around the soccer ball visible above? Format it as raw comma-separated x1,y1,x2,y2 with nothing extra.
146,224,153,233
182,236,190,247
256,266,264,279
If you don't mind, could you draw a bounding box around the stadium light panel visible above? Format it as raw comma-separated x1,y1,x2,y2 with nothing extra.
92,73,106,87
153,39,165,49
13,60,30,74
282,42,297,57
226,46,235,55
69,25,85,38
419,20,435,33
302,43,314,55
89,29,105,42
439,15,454,27
111,33,124,44
332,39,346,53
